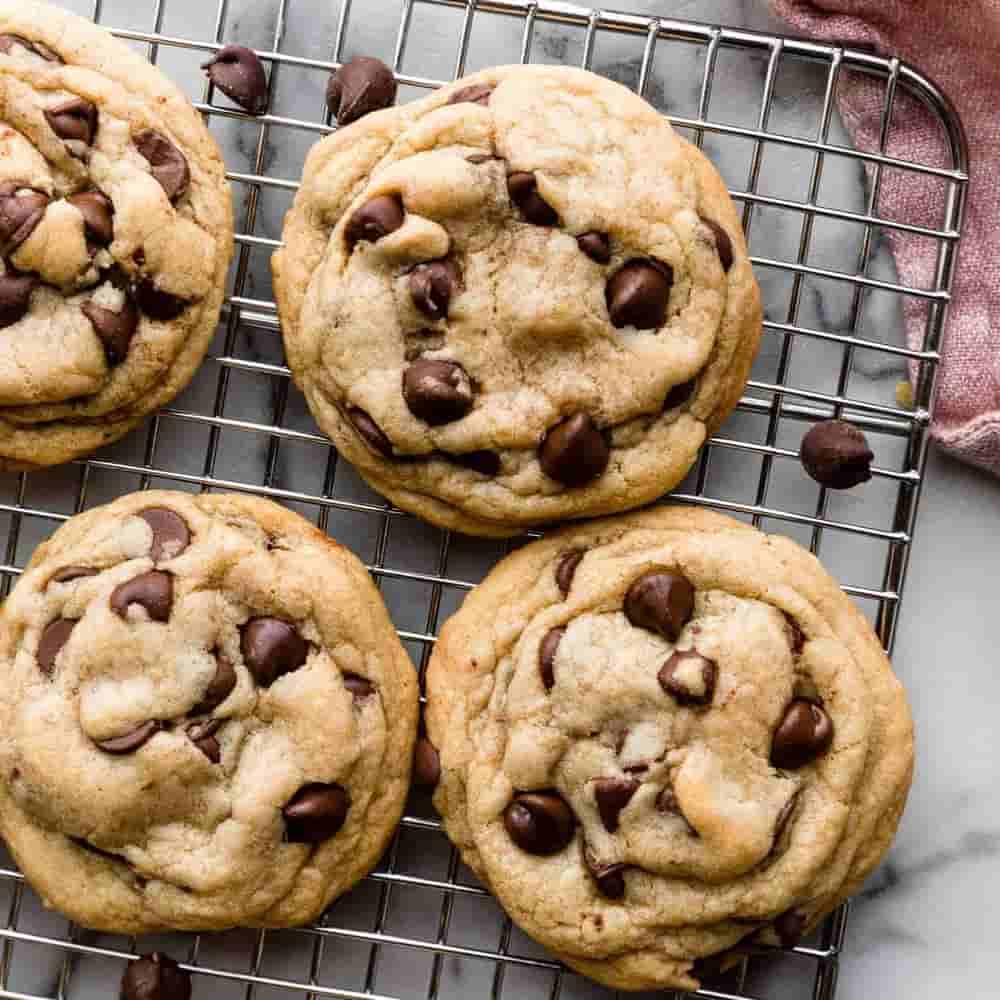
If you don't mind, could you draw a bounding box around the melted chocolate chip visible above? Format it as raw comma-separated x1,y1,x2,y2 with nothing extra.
0,183,48,255
799,419,873,490
347,406,393,457
408,258,460,321
664,379,696,410
555,549,585,597
192,653,237,714
402,358,473,425
66,190,113,245
584,856,627,900
343,673,374,699
624,570,694,642
606,258,673,329
134,277,188,321
538,413,609,487
413,736,441,788
138,507,190,561
443,450,500,476
186,718,222,763
0,272,37,328
241,617,308,687
37,618,76,676
538,626,565,690
134,130,190,202
771,699,834,769
50,566,97,584
701,217,734,271
96,720,161,755
110,571,173,622
503,791,575,855
44,98,97,146
593,776,639,833
507,171,558,226
448,83,494,106
283,782,350,842
345,194,404,248
577,231,611,264
658,650,717,707
120,953,191,1000
327,56,396,125
202,45,269,115
82,292,139,365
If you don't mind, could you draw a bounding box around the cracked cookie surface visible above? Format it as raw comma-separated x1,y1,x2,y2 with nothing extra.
0,491,418,932
425,506,912,990
0,0,233,470
273,66,761,537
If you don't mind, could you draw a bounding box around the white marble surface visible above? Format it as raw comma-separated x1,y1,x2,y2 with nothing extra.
1,1,996,999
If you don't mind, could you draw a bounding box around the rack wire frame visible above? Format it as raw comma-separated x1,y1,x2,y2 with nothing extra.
0,1,969,999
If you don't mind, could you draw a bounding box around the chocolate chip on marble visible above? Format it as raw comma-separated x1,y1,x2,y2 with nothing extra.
408,258,460,321
585,857,627,900
0,34,62,62
44,97,97,146
192,653,237,714
774,909,808,949
0,272,37,328
503,791,575,855
771,699,834,769
413,737,441,788
658,650,717,707
443,449,500,476
326,56,396,125
241,617,308,687
0,184,48,255
448,83,494,106
577,231,611,264
134,130,190,202
799,419,873,490
186,718,222,763
37,618,76,676
593,776,639,833
83,293,139,365
402,358,473,425
283,782,351,842
538,413,609,487
345,194,404,249
624,570,694,642
138,507,191,562
701,217,734,272
663,379,696,410
50,566,97,584
134,277,188,321
121,952,192,1000
110,571,173,622
555,549,585,597
606,258,673,329
96,720,161,755
507,171,558,226
538,626,565,690
343,673,374,700
347,406,393,457
202,44,269,115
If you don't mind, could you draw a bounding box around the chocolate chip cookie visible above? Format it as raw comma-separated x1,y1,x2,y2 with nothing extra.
425,506,913,990
0,1,233,470
0,491,418,932
273,66,762,537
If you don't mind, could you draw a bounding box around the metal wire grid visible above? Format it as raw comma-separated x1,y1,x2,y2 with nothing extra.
0,1,969,999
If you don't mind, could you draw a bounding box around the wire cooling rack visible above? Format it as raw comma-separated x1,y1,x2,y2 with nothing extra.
0,0,969,998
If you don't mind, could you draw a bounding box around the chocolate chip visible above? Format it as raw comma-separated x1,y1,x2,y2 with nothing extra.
701,217,734,272
664,379,696,410
241,617,308,687
538,626,565,690
774,909,808,949
624,570,695,642
347,406,393,457
83,293,139,365
773,789,800,846
37,618,76,676
202,44,269,115
44,98,97,146
343,673,374,700
186,718,222,763
771,699,834,769
408,258,460,321
0,272,37,328
326,56,396,125
555,549,585,597
110,571,173,622
0,183,48,254
51,566,97,584
799,420,873,489
413,737,441,788
192,654,237,714
577,231,611,264
606,258,673,329
66,190,113,246
443,450,500,476
658,650,717,707
138,508,190,561
121,952,191,1000
507,171,558,226
503,791,575,855
345,194,404,248
134,277,188,320
96,720,161,755
538,413,609,487
283,782,350,842
0,35,62,62
593,776,639,833
448,83,494,106
402,358,473,425
134,130,190,202
585,858,627,900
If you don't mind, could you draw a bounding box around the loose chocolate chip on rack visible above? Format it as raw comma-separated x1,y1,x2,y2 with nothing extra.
82,293,139,365
664,379,696,410
448,82,494,105
138,507,191,561
701,217,734,272
799,419,873,489
345,194,404,248
96,719,161,755
134,277,188,321
348,406,394,457
327,56,397,125
0,34,62,62
538,626,565,690
585,857,627,900
110,571,173,622
67,190,113,246
593,776,639,833
413,737,441,788
504,791,575,855
555,549,585,597
539,413,609,487
51,566,97,584
408,258,460,320
577,231,611,264
192,654,237,714
774,909,808,949
606,258,673,329
186,718,221,763
402,359,473,425
624,570,695,642
771,699,834,769
283,782,351,842
658,650,717,707
37,618,76,676
134,130,190,203
44,97,97,146
121,953,192,1000
202,44,269,115
0,184,48,255
0,272,37,328
343,673,374,700
507,171,558,226
443,449,501,476
241,617,308,687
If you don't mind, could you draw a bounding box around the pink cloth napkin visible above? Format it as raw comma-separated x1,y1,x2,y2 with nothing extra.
771,0,1000,475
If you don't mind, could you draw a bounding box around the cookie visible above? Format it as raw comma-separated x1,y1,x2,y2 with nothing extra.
424,506,913,990
273,66,761,537
0,0,233,470
0,491,418,933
